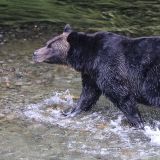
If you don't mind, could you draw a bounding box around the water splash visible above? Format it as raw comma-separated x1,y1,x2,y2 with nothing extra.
22,90,160,149
144,124,160,146
27,89,74,110
110,116,160,147
23,90,74,123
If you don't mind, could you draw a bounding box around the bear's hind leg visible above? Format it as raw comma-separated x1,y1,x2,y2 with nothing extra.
142,64,160,107
105,77,144,128
116,95,144,129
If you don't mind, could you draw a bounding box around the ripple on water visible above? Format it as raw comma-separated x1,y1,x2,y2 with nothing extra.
20,90,160,159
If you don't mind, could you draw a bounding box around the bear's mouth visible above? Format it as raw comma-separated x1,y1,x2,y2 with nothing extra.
33,55,46,63
33,52,54,63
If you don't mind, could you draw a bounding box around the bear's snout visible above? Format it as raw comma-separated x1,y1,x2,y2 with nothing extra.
33,50,38,57
33,49,44,63
32,47,51,63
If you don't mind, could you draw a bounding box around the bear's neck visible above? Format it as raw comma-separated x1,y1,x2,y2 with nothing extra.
66,44,97,73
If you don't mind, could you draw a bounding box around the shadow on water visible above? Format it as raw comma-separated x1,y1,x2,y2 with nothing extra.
0,0,160,160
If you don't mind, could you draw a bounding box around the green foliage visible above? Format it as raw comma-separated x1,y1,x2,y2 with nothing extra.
0,0,160,36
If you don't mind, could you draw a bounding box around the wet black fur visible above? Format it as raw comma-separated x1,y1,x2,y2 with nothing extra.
65,31,160,128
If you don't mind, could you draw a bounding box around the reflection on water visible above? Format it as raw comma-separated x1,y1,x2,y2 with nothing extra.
0,0,160,159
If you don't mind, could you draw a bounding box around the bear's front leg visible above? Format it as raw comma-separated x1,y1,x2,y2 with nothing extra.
62,73,102,117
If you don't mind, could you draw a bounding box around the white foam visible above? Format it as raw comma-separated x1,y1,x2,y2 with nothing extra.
22,90,160,148
23,90,74,125
110,116,160,147
43,90,74,106
144,125,160,146
110,116,132,147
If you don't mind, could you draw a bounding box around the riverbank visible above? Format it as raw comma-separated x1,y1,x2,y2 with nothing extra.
0,0,160,45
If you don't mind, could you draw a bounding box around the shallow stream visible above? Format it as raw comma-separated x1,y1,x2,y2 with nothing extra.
0,0,160,159
0,38,160,160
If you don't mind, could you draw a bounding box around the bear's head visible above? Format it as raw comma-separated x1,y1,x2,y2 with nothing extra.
33,24,72,64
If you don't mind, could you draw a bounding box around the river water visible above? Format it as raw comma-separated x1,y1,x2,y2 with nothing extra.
0,0,160,160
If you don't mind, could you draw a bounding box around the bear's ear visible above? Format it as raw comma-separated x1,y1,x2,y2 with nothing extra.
67,32,78,44
63,24,72,33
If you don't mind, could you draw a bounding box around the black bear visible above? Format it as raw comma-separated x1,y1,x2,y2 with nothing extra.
33,24,160,128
